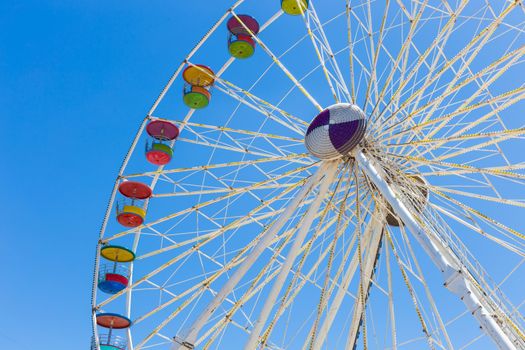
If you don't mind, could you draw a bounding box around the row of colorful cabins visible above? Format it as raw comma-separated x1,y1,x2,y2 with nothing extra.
95,119,177,347
184,5,309,109
94,3,310,349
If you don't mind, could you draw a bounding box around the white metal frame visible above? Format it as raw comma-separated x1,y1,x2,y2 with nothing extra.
91,1,525,349
356,150,520,350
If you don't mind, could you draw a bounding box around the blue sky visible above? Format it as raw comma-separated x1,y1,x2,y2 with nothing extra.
1,1,523,349
0,2,231,349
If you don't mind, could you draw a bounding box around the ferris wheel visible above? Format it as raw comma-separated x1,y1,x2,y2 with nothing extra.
91,1,525,349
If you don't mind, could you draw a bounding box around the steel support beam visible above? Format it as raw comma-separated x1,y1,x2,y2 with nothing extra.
356,151,518,350
244,162,339,349
311,210,383,350
345,213,384,350
173,162,332,350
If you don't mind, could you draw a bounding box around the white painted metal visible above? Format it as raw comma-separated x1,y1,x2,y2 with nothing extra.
385,237,397,350
356,150,518,350
312,209,383,350
244,161,339,349
345,212,384,350
174,162,330,349
92,1,525,348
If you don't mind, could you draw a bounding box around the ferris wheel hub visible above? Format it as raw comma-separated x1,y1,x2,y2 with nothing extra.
304,103,367,160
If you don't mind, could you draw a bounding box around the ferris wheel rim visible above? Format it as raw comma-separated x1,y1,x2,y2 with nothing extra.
92,1,525,349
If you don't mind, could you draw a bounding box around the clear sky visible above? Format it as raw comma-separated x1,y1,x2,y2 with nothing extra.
1,1,523,350
0,2,232,349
